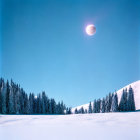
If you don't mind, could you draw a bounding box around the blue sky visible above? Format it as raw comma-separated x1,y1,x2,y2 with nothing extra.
1,0,140,107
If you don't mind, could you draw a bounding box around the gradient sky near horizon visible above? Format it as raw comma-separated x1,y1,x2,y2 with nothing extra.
0,0,140,107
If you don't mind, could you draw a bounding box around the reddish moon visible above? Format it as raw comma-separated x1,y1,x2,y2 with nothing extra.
85,24,96,36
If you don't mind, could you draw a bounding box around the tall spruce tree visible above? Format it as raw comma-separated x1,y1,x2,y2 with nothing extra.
42,92,47,114
101,98,105,113
105,95,109,112
93,99,97,113
50,99,56,114
9,86,14,114
127,86,135,111
85,109,87,114
15,86,21,114
6,80,10,114
79,107,85,114
108,93,113,112
24,94,30,114
119,89,128,111
0,78,3,114
29,93,34,114
96,99,101,113
111,93,118,112
1,82,7,114
88,102,92,113
66,107,72,114
37,94,42,114
74,108,78,114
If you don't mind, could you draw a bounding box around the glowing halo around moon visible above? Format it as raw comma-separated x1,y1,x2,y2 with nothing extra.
85,24,96,36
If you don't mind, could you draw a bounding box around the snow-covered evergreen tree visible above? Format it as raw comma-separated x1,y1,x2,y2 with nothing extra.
127,86,135,111
29,93,34,114
96,99,101,113
101,98,105,113
41,92,47,114
37,94,42,114
111,93,118,112
79,107,85,114
93,99,97,113
105,95,109,112
0,78,3,114
24,94,30,114
15,86,21,114
108,93,113,112
66,107,72,114
85,109,87,114
88,102,92,113
74,108,78,114
6,80,10,114
50,99,56,114
1,82,7,114
119,89,128,111
33,97,37,114
9,86,14,114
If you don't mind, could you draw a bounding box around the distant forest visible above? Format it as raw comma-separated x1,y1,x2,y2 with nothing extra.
75,86,136,114
0,78,71,115
0,78,136,115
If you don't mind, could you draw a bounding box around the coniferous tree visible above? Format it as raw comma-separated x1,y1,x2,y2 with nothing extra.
12,83,17,114
41,92,47,114
56,102,61,114
15,86,21,114
85,109,87,114
93,99,97,113
119,89,128,111
105,95,110,112
60,101,66,114
24,94,30,114
9,86,14,114
50,99,56,114
127,86,135,111
69,107,72,114
96,99,101,113
0,88,2,114
101,98,105,113
108,93,113,112
29,93,34,114
33,97,37,114
1,82,7,114
0,78,3,114
79,107,85,114
111,93,118,112
81,107,85,114
66,107,72,114
37,94,42,114
45,97,50,114
6,80,10,114
74,108,78,114
88,102,92,113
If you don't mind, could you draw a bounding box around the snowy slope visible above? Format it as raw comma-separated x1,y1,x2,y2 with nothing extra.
72,80,140,112
0,112,140,140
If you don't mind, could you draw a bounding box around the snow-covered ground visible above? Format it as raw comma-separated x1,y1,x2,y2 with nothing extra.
0,112,140,140
72,80,140,112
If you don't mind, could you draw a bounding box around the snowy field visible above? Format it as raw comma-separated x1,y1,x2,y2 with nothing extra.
0,112,140,140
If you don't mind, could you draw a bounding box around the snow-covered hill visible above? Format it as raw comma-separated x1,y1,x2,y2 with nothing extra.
72,80,140,112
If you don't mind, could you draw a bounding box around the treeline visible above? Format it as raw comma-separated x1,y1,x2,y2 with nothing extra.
74,86,136,114
0,78,70,115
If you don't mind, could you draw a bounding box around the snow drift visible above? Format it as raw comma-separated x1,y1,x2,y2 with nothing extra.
0,112,140,140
